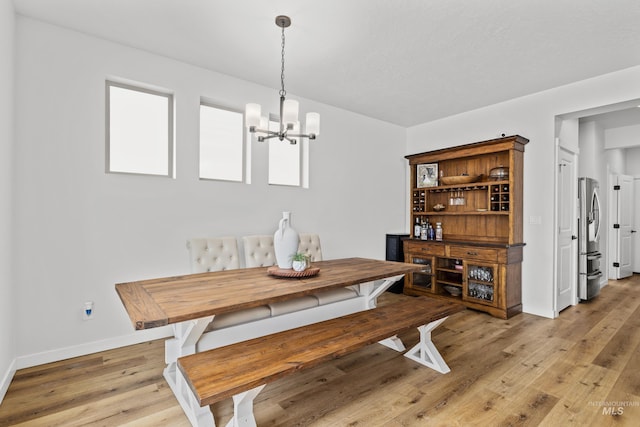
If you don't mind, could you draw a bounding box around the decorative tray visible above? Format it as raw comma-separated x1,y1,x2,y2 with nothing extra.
267,266,320,278
439,175,481,185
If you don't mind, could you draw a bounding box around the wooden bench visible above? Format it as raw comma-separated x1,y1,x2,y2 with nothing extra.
177,297,463,427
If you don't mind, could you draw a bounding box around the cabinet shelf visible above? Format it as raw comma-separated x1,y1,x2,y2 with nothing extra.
436,280,461,287
421,210,509,216
468,279,493,285
437,268,463,274
416,180,509,192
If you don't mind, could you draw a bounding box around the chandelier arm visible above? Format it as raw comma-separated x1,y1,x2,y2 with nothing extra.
250,128,279,136
258,133,281,142
283,135,297,145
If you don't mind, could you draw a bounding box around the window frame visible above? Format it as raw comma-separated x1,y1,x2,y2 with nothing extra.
198,101,247,183
105,80,175,177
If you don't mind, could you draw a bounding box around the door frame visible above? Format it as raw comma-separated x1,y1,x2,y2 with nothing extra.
553,135,579,317
609,173,635,279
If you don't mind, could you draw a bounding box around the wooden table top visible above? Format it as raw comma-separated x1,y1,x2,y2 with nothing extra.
115,257,424,330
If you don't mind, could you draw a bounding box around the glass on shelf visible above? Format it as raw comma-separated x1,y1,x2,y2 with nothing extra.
468,282,494,302
468,266,493,282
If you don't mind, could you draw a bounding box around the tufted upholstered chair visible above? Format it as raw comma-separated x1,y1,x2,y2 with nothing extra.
186,237,240,273
187,237,271,330
243,234,321,314
297,233,323,262
295,233,358,304
242,235,277,268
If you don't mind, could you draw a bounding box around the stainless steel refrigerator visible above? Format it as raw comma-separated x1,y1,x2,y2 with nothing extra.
578,177,602,300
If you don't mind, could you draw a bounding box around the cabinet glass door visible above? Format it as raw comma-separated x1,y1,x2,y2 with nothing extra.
409,256,433,290
464,263,498,307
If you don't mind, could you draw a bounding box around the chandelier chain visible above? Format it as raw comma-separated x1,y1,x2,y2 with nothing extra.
280,24,286,97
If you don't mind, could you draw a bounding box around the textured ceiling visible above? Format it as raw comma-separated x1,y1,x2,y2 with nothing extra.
13,0,640,127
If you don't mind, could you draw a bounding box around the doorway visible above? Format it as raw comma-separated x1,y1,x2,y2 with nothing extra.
554,99,640,315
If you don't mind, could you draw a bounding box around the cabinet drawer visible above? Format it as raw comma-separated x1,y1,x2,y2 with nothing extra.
405,241,445,256
449,246,498,262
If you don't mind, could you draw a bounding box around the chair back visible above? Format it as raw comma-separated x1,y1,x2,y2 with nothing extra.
242,235,277,267
186,237,240,273
298,233,323,262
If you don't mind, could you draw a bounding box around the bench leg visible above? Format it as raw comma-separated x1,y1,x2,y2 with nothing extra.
226,385,266,427
164,316,217,427
403,317,451,374
378,335,406,351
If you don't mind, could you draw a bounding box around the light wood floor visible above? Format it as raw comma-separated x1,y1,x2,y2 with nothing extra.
1,276,639,426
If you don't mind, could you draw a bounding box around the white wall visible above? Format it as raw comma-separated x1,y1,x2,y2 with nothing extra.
605,124,640,149
406,65,640,318
0,0,16,402
604,149,626,175
626,147,640,175
579,120,606,179
579,120,611,282
13,17,406,366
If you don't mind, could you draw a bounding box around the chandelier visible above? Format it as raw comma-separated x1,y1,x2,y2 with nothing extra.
245,15,320,145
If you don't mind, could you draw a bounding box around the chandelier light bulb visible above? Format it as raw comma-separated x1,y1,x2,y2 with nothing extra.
245,103,261,128
283,99,299,126
306,112,320,136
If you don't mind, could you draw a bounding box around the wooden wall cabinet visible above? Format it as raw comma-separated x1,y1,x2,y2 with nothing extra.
403,135,527,319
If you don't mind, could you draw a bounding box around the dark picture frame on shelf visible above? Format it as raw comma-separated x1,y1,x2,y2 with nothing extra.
417,163,438,188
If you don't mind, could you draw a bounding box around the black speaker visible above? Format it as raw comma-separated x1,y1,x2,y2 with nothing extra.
385,233,409,293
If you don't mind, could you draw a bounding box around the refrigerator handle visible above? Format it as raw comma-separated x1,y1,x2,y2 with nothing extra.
587,271,603,280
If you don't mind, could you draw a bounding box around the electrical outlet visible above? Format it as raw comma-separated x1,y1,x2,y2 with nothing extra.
83,301,94,320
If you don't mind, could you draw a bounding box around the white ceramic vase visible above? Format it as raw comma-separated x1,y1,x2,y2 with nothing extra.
274,211,300,269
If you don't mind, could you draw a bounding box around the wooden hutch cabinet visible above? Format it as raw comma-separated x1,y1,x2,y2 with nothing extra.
403,135,527,319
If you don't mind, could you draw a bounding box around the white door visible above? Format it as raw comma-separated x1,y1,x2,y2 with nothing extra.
556,146,577,312
614,175,634,279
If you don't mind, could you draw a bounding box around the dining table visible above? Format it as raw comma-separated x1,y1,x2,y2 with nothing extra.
115,257,424,426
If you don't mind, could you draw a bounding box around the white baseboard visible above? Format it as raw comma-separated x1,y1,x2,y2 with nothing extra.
15,326,173,370
523,306,555,319
0,358,16,405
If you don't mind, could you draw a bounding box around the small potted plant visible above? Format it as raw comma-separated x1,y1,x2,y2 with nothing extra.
291,253,310,272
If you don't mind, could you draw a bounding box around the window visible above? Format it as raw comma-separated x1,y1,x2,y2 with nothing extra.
199,103,244,182
106,81,174,177
268,119,301,186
